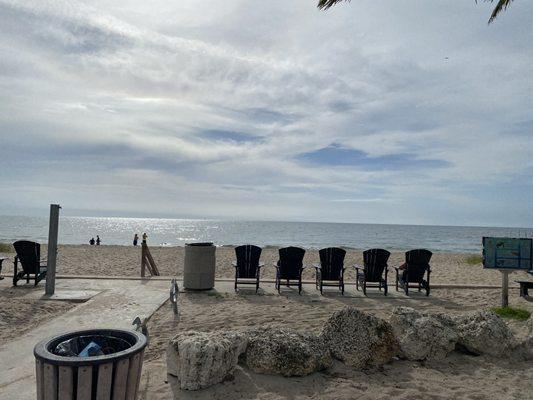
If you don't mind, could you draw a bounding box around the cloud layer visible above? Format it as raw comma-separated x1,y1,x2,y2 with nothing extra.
1,0,533,226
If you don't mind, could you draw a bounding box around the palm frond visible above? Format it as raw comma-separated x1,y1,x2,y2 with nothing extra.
487,0,514,23
318,0,515,24
317,0,350,10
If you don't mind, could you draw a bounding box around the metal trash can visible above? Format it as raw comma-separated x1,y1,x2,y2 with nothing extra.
34,328,147,400
183,242,216,290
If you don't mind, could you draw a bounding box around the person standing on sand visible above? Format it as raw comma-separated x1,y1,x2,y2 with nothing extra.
96,235,101,246
133,234,139,246
89,237,95,245
142,232,147,245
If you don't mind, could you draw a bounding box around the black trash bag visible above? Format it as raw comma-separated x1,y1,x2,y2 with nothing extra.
53,335,132,357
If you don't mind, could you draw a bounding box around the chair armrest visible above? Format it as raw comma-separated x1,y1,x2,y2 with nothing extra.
273,263,280,269
312,264,321,270
232,261,238,267
393,266,402,271
258,262,265,268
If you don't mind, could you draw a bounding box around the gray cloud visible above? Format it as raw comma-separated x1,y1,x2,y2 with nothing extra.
1,0,533,226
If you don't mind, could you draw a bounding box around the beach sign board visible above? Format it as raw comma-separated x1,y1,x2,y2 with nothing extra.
482,237,532,270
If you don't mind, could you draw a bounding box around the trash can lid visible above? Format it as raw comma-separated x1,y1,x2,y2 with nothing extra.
186,242,214,246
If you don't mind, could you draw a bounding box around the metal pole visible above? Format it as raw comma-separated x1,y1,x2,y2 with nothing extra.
501,270,509,307
45,204,61,295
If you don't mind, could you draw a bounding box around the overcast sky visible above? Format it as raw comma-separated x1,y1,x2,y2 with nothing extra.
1,0,532,226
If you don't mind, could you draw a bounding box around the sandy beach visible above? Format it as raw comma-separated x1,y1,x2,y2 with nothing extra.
2,244,531,285
138,286,533,400
1,245,532,399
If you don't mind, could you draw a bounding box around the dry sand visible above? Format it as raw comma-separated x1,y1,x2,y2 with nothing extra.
2,244,532,285
1,245,533,399
0,284,76,342
139,287,533,400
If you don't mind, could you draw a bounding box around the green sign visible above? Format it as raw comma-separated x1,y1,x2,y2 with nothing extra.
482,237,532,270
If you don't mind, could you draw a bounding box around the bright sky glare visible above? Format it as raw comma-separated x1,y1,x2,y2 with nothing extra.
1,0,532,226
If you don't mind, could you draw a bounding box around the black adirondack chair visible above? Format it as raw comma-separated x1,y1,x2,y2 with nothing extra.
13,240,47,286
275,246,306,294
233,245,264,292
394,249,432,296
354,248,391,295
314,247,346,294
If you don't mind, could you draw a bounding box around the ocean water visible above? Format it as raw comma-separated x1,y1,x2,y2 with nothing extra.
1,215,532,253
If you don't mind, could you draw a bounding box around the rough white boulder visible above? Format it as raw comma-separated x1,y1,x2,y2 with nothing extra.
390,307,458,361
244,327,332,376
167,330,247,390
453,311,515,357
320,307,399,369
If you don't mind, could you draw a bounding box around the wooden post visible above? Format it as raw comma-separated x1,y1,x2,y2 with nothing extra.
45,204,61,296
141,244,146,278
141,241,159,277
501,270,509,307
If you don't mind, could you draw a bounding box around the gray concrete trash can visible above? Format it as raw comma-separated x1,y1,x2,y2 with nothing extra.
34,328,147,400
183,242,216,290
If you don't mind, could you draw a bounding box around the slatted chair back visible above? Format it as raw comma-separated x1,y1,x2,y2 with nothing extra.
235,245,262,279
363,248,391,281
278,247,305,279
319,247,346,280
13,240,41,274
405,249,432,282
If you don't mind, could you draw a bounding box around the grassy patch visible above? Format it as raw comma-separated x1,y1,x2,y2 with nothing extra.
465,254,483,265
491,307,531,321
0,242,13,253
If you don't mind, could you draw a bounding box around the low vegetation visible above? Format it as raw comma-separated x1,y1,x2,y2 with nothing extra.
465,254,483,265
491,307,531,321
0,243,14,253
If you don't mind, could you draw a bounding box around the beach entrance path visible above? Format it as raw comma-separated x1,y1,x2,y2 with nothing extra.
0,277,170,400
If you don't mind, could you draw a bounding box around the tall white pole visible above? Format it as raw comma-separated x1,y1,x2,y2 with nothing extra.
45,204,61,295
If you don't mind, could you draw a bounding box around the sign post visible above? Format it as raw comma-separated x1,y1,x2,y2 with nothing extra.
45,204,61,296
482,237,532,308
501,270,510,307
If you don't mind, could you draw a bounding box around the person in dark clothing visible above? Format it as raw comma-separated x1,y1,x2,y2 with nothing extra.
89,238,95,245
133,233,139,246
96,235,101,246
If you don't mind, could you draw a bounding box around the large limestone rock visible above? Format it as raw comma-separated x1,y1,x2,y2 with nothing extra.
320,307,399,369
390,307,457,361
244,327,332,377
452,311,515,357
167,330,247,390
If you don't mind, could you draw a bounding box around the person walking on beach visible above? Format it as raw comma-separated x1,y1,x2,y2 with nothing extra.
96,235,101,246
133,233,139,246
89,237,95,245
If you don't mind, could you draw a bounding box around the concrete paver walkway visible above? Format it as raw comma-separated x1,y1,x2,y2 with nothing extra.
0,278,170,400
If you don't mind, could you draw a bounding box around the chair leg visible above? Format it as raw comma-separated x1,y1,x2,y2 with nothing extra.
341,281,344,295
298,278,302,295
395,272,399,291
363,281,366,296
356,277,359,291
256,278,259,293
